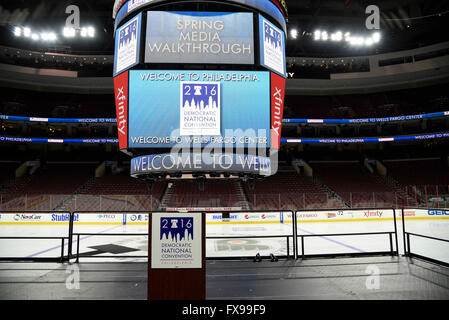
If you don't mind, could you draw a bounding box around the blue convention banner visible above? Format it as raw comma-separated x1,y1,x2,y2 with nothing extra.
259,14,286,77
283,111,449,124
281,133,449,144
128,70,271,148
2,111,449,124
145,11,254,65
0,137,119,143
114,12,142,76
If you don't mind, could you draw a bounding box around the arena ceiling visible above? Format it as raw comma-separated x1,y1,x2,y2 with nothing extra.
0,0,448,56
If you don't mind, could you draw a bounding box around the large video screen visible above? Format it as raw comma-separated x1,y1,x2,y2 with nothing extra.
145,11,254,65
128,70,270,149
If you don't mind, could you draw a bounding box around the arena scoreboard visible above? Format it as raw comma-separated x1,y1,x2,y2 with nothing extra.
113,0,287,179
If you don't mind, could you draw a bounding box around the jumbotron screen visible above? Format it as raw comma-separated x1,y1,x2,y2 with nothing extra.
127,70,271,149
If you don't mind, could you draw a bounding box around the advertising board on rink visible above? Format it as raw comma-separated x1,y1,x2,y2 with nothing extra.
0,213,79,224
204,211,291,224
296,209,394,222
295,208,449,222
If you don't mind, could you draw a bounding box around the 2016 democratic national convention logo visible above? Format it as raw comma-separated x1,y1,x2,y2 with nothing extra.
157,217,196,267
264,21,282,50
115,14,139,74
152,213,202,269
262,18,285,76
180,82,221,136
160,217,194,242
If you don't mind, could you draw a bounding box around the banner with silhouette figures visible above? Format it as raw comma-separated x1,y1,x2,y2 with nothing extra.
151,212,202,269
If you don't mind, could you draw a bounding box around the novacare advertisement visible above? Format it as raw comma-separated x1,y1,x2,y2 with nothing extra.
151,212,202,269
145,11,254,64
128,70,270,148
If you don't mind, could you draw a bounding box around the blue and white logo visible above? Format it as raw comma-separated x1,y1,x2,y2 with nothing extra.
114,13,141,76
118,21,138,48
264,22,282,49
428,210,449,216
160,217,194,242
180,81,221,136
259,15,286,77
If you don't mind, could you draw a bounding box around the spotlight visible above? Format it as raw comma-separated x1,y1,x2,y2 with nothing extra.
49,33,57,41
31,33,40,41
41,32,57,41
372,32,381,43
63,27,75,38
290,28,298,39
14,27,22,37
314,30,321,41
23,27,31,38
321,31,328,41
335,31,343,41
87,26,95,38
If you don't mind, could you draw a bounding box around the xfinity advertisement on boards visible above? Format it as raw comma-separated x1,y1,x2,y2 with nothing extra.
145,11,254,64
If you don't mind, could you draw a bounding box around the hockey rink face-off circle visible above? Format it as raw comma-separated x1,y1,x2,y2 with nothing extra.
0,210,448,262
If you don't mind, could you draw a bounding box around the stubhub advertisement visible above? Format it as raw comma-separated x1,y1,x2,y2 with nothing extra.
128,70,270,148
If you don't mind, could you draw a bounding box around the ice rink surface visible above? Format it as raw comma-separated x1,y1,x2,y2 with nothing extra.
1,215,448,264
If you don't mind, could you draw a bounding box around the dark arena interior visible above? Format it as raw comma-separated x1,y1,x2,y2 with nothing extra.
0,0,449,308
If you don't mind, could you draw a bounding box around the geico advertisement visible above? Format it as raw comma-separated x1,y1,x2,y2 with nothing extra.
145,11,254,64
206,212,283,223
128,70,270,148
